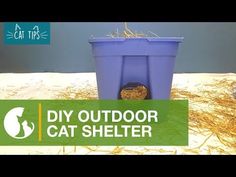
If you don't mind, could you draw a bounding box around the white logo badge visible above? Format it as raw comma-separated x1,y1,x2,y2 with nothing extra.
4,107,35,139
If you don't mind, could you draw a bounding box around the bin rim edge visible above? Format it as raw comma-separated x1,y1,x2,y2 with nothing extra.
89,37,184,43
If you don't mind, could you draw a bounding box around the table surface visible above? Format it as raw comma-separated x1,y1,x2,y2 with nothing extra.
0,73,235,154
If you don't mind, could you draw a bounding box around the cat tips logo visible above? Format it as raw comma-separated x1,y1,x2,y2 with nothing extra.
4,22,50,45
4,107,35,139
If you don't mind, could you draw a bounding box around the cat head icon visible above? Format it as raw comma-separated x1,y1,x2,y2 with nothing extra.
4,107,35,139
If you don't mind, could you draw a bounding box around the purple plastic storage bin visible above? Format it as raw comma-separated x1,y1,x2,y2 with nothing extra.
89,37,183,100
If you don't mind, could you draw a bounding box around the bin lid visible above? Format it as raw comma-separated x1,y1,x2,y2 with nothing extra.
89,37,184,43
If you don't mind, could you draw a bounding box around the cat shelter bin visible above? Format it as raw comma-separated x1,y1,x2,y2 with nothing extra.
89,37,183,100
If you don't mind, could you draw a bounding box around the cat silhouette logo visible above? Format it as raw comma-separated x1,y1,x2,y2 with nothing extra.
4,107,35,139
